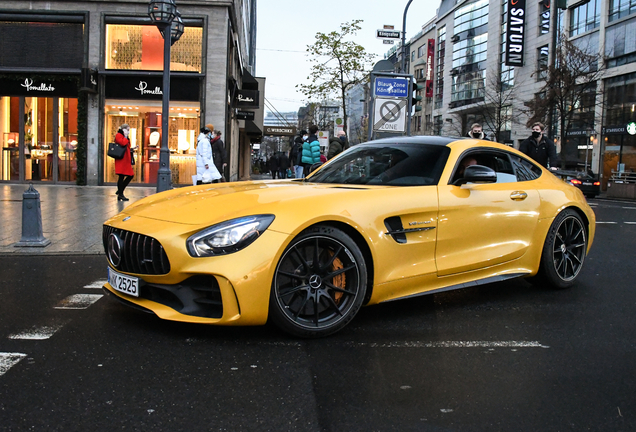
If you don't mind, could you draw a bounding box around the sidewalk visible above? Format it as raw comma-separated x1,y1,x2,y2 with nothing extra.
0,176,273,256
0,184,155,256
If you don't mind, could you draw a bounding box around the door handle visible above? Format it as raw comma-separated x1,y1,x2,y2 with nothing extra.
510,191,528,201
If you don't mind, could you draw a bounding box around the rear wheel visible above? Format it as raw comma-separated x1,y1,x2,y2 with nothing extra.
531,209,587,289
269,225,367,338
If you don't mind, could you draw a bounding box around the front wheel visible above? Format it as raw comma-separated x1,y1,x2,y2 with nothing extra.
531,209,588,289
269,225,367,338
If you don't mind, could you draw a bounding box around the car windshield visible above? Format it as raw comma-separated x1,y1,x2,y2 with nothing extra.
307,143,450,186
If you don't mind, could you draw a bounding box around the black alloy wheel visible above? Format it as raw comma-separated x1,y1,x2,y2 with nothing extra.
269,225,367,338
533,209,587,289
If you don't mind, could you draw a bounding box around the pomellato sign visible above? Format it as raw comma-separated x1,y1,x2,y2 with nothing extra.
235,89,260,108
505,0,527,67
0,76,77,97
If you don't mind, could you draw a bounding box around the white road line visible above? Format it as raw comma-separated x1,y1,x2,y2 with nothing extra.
0,353,27,376
625,222,636,225
354,341,550,349
596,221,617,224
622,207,636,210
54,294,103,310
8,324,66,340
84,280,107,289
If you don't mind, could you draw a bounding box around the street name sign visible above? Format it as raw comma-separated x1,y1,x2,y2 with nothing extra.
374,77,408,98
376,30,400,39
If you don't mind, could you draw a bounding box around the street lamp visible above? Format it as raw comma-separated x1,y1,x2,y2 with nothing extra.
148,0,177,193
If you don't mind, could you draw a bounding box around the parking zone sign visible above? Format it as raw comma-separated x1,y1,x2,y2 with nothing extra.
373,98,407,132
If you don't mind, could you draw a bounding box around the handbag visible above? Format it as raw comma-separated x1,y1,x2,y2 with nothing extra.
130,148,135,165
107,142,126,160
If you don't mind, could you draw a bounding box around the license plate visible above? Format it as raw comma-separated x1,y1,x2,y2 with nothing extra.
583,182,592,186
108,267,139,297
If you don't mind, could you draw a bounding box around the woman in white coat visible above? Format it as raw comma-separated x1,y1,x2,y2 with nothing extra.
195,127,221,184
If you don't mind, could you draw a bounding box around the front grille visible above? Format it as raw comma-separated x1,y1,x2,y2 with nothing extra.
103,226,171,275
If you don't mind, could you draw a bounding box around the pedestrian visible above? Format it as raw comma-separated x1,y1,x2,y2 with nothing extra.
278,151,289,179
289,130,306,178
211,130,227,182
302,125,321,176
327,131,347,159
519,122,558,168
467,123,487,140
114,123,135,201
269,153,280,179
196,126,221,185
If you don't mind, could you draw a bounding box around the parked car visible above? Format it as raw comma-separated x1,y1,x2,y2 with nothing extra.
554,169,600,198
103,137,596,337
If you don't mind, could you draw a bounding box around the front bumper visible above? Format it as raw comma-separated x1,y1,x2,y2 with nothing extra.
103,214,290,326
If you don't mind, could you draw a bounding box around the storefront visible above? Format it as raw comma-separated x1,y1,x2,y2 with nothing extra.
602,73,636,192
101,20,203,187
0,76,79,183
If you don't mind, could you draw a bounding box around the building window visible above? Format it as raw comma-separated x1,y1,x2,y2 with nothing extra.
435,26,446,110
537,45,549,80
434,115,443,135
105,24,203,72
450,0,489,107
540,0,551,34
418,45,426,58
569,0,601,37
609,0,636,21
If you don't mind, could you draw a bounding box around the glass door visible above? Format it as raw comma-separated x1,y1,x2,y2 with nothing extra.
0,96,22,181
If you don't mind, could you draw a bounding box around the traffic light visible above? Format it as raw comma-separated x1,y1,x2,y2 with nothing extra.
412,82,424,112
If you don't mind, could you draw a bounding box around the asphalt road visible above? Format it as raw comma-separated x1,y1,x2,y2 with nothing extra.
1,198,635,432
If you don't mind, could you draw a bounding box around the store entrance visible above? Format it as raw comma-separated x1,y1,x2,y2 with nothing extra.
104,101,199,186
1,96,78,183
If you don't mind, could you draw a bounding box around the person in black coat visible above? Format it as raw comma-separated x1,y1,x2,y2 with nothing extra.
519,122,558,168
269,153,280,179
289,130,306,178
278,152,290,179
211,130,227,182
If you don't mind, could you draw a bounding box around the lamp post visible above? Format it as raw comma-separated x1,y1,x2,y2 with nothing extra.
148,0,180,193
400,0,414,73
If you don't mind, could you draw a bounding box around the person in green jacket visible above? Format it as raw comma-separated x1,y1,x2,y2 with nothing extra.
301,124,322,176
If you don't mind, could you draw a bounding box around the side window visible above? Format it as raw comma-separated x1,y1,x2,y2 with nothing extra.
453,151,517,184
511,155,542,181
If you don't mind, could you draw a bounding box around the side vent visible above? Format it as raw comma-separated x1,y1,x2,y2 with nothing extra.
384,216,407,244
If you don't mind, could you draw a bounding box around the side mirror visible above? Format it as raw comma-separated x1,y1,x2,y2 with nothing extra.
454,165,497,186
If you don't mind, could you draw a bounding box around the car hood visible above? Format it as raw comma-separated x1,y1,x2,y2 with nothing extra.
120,180,373,226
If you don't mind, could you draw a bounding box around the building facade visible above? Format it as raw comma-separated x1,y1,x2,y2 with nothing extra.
388,0,635,191
0,0,261,187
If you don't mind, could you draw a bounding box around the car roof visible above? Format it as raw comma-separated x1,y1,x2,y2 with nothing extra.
362,136,462,146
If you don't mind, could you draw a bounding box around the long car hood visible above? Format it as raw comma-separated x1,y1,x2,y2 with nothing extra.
120,180,371,226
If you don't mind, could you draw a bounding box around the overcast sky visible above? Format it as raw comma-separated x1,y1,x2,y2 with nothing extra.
255,0,438,114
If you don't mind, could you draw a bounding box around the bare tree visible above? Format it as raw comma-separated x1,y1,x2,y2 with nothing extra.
475,72,516,143
523,33,605,161
297,20,375,134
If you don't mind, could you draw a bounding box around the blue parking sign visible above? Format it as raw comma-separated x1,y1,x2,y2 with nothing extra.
374,78,408,98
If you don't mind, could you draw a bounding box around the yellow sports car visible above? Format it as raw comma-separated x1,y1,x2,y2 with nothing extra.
103,137,595,337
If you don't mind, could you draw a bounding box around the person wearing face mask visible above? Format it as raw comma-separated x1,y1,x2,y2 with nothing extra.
519,122,558,168
467,123,487,140
114,123,135,201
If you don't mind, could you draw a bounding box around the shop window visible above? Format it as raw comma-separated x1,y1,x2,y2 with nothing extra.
105,24,202,72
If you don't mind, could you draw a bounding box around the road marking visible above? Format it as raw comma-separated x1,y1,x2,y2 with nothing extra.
54,294,103,310
625,222,636,225
0,353,27,376
8,324,66,340
596,221,617,224
353,341,550,348
84,280,107,289
622,207,636,210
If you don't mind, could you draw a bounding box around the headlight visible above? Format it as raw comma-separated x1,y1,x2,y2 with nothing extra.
186,215,275,257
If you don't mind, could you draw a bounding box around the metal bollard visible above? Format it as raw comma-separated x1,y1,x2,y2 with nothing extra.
15,184,51,248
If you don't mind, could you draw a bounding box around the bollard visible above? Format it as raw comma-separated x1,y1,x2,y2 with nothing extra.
15,183,51,248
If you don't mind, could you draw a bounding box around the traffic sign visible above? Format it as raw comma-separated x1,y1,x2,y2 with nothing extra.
373,98,407,132
374,77,408,98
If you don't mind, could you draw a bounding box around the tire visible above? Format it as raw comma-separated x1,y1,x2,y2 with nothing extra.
269,225,367,338
531,209,587,289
